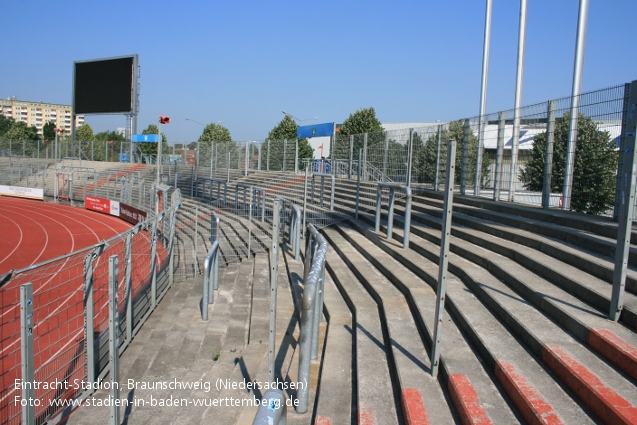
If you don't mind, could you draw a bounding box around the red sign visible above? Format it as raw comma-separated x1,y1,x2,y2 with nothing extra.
85,196,111,214
85,196,120,217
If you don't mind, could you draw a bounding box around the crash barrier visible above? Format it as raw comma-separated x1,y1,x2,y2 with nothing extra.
201,241,220,321
251,389,287,425
311,172,335,211
235,183,266,222
280,198,301,260
297,224,328,413
375,182,412,249
197,177,228,204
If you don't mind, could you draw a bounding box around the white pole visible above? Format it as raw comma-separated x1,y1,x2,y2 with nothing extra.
507,0,527,202
563,0,589,210
475,0,492,195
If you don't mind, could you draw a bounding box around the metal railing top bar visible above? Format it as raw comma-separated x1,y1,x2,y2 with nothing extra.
297,223,328,413
375,182,412,250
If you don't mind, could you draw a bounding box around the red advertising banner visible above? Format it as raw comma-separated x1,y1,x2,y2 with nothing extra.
119,202,148,225
85,196,120,217
84,195,112,214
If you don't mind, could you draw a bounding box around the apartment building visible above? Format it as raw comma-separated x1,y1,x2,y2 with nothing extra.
0,98,85,136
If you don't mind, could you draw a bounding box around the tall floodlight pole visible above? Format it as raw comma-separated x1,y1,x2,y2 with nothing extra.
475,0,493,196
562,0,589,210
507,0,528,202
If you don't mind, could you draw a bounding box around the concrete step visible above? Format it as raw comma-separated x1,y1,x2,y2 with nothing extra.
324,225,457,425
349,217,596,424
329,223,518,424
320,228,402,425
354,213,637,424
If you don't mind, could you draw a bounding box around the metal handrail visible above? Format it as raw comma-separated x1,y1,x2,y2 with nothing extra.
197,177,228,204
311,173,335,211
297,224,327,413
251,389,287,425
236,183,266,222
201,241,220,321
375,182,412,249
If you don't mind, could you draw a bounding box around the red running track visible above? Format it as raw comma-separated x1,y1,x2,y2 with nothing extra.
0,196,168,424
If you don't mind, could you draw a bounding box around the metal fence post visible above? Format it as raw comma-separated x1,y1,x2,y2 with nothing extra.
150,216,159,309
108,255,121,425
267,140,270,171
363,133,368,181
542,101,556,209
302,162,309,238
124,230,135,342
435,125,442,191
494,111,505,202
407,128,414,187
269,199,282,385
610,79,637,321
283,139,287,172
431,140,456,378
460,119,470,196
349,135,354,180
383,134,389,182
356,149,362,220
295,139,299,174
20,282,35,425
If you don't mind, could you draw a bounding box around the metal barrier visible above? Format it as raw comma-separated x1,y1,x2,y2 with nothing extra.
2,189,182,424
375,182,412,249
198,177,228,204
252,389,287,425
297,224,327,413
201,241,220,321
236,183,266,222
280,198,301,260
311,172,335,211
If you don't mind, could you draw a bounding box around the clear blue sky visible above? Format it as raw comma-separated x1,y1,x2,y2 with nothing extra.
2,0,636,143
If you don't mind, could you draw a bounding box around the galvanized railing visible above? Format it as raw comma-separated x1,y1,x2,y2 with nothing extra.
375,182,413,249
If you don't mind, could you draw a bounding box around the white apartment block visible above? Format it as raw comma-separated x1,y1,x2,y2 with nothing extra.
0,98,84,136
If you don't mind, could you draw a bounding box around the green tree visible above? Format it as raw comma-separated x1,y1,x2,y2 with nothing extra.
338,107,385,154
75,123,94,159
42,121,56,141
3,121,39,141
136,124,168,157
263,115,312,171
0,115,15,138
90,130,126,161
197,122,238,168
520,112,617,214
414,120,490,187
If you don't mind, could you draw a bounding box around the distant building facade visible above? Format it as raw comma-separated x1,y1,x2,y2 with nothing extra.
0,98,85,136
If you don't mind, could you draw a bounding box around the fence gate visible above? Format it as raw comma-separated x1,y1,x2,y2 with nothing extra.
54,171,72,204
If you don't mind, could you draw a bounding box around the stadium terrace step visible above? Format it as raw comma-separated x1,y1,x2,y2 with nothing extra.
281,241,354,425
321,231,400,425
327,223,517,424
354,211,637,424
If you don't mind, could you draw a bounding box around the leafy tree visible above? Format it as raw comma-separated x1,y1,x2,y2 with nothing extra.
88,131,126,161
338,107,385,154
197,122,238,168
520,112,617,214
0,115,15,138
136,124,168,156
42,121,56,141
263,115,312,171
413,120,490,187
3,121,39,141
75,123,93,141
